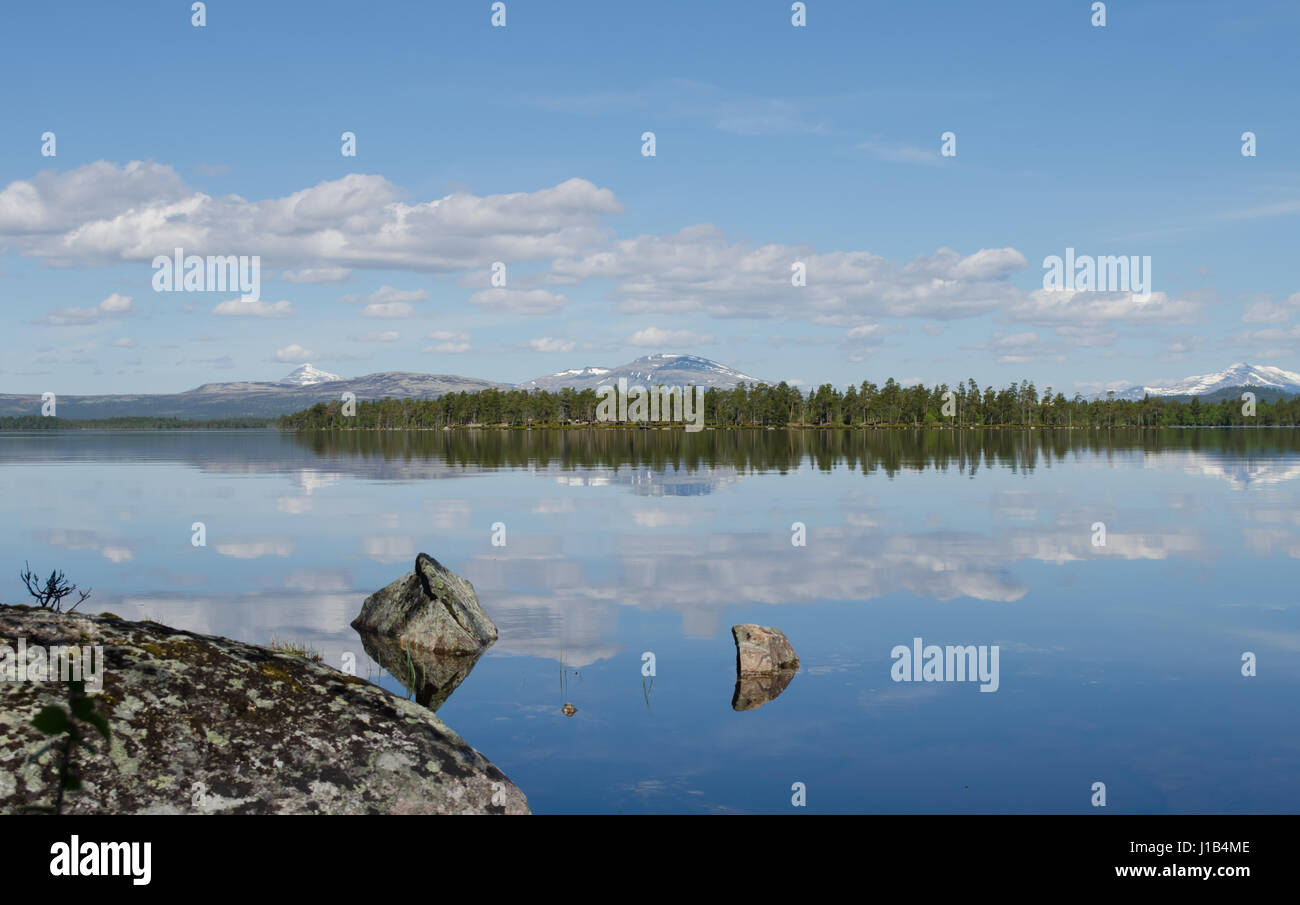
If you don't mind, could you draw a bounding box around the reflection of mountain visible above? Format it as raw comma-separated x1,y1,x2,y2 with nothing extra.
1172,455,1300,490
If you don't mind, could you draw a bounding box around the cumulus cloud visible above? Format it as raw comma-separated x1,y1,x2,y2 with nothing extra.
341,285,429,305
550,226,1029,322
470,288,568,314
275,343,313,362
0,162,622,271
1008,289,1201,326
1241,293,1300,324
360,302,412,319
422,329,471,354
528,337,576,353
282,267,352,284
0,160,1214,338
626,326,715,347
212,298,294,317
33,293,135,326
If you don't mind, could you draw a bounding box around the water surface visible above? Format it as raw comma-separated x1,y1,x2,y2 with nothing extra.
2,428,1296,813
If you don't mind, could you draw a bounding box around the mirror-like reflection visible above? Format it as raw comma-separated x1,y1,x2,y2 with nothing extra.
3,427,1298,813
356,631,487,711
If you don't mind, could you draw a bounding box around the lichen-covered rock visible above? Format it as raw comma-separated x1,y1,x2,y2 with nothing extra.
732,624,799,674
351,553,497,654
0,605,528,815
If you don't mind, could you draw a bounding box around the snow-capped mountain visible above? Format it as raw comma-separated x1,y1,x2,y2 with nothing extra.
1110,363,1300,400
519,354,765,391
278,364,342,387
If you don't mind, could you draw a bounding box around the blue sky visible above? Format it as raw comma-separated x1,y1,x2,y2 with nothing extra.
2,0,1298,394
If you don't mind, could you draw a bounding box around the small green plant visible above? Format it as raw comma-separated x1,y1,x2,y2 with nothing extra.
27,680,111,814
20,562,91,614
268,636,322,662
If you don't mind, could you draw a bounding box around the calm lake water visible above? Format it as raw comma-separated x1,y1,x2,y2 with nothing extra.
2,428,1298,813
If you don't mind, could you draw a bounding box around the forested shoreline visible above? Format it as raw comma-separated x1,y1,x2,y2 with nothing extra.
277,379,1300,429
0,416,271,430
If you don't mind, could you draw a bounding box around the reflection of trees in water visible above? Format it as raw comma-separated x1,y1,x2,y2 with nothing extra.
290,427,1300,480
8,427,1300,485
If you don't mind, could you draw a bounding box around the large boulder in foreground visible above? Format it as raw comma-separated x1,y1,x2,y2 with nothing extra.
352,553,497,654
0,605,528,814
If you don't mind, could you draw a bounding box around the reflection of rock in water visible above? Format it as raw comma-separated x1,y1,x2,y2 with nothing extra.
731,624,799,711
358,630,486,711
732,670,797,712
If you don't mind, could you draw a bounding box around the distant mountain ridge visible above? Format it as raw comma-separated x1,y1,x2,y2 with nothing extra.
0,366,505,420
519,353,765,391
1108,363,1300,401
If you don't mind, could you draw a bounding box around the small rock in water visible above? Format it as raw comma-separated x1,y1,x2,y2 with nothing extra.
732,624,799,674
561,702,577,717
352,553,497,654
731,624,799,711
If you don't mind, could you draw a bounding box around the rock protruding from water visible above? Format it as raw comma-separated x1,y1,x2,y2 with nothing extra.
732,624,799,674
351,553,498,654
731,624,799,712
0,605,528,814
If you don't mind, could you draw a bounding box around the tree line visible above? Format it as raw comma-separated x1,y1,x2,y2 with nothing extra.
276,378,1300,429
0,416,271,430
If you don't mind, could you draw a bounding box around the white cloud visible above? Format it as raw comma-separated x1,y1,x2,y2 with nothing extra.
33,292,135,326
361,302,412,319
550,226,1028,322
1242,294,1300,324
275,343,313,362
427,330,470,342
98,292,133,312
528,337,576,353
0,162,622,272
342,285,429,305
282,267,351,284
1009,289,1201,326
212,298,294,317
470,288,567,314
626,326,715,347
